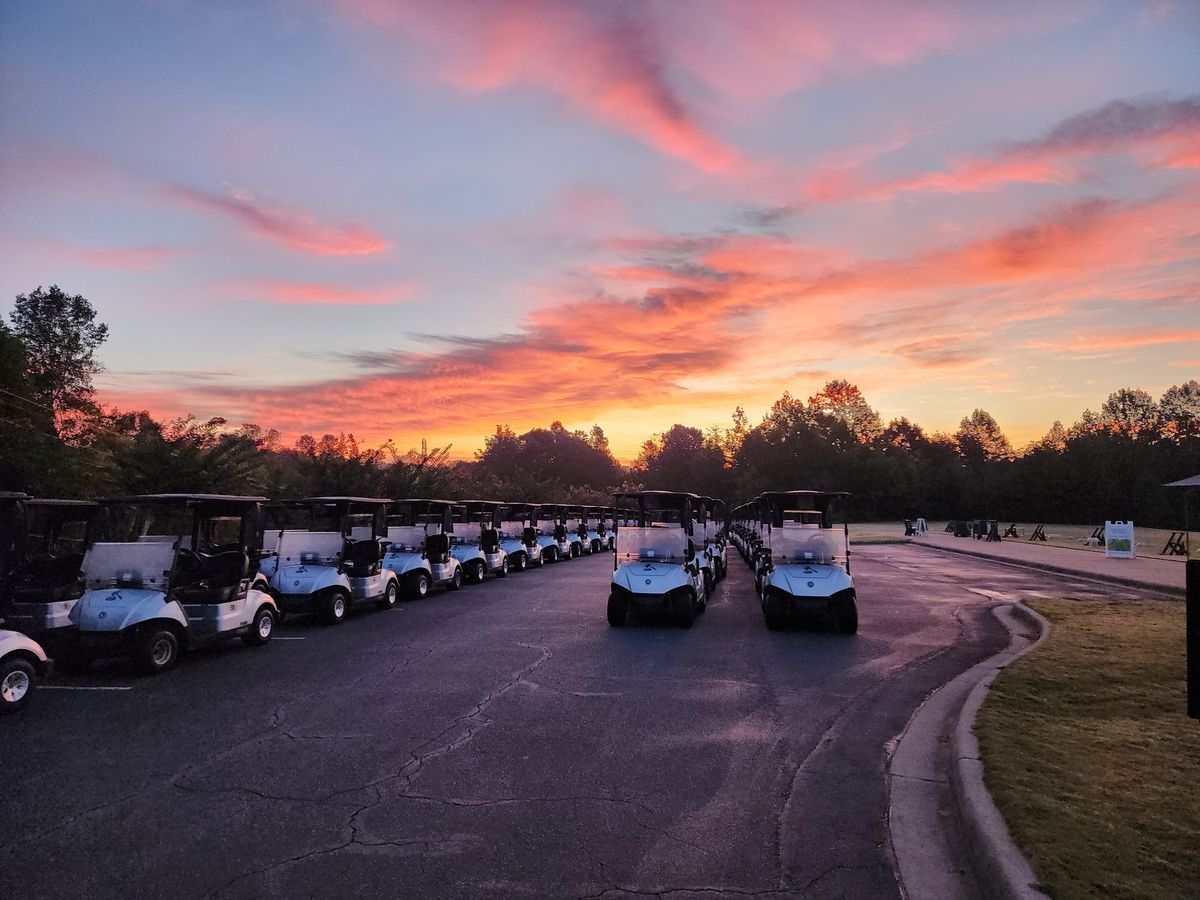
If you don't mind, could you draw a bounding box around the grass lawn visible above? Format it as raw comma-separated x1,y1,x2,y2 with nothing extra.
977,598,1199,900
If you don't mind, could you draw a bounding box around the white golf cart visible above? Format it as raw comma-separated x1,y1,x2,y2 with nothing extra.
607,490,707,628
583,508,609,556
757,490,857,633
564,507,590,556
694,496,728,593
0,493,99,653
450,500,509,583
261,497,399,625
66,495,279,674
534,504,571,563
382,499,463,599
495,503,544,571
0,629,49,714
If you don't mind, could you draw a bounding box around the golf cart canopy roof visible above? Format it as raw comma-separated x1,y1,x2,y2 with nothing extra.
24,498,99,508
0,492,30,502
614,490,701,502
457,499,505,510
302,496,390,505
115,493,270,503
393,498,456,510
1164,474,1200,488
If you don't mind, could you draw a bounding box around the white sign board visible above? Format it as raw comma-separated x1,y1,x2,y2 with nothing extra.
1104,520,1135,559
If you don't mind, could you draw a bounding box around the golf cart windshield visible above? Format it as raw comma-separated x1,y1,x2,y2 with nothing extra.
768,510,849,566
616,525,687,563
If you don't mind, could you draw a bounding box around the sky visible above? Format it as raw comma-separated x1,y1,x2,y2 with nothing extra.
1,0,1198,462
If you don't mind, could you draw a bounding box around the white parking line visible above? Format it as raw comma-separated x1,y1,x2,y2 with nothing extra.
273,636,307,641
41,685,133,691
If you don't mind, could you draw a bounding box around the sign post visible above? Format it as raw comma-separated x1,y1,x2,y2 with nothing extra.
1189,556,1200,720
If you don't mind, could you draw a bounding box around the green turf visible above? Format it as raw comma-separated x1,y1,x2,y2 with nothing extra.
977,597,1199,900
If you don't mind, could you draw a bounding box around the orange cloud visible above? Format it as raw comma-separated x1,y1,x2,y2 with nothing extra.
863,96,1200,201
99,183,1200,459
45,241,174,271
168,185,391,256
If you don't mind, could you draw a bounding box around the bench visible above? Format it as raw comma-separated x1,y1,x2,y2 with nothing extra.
1003,523,1020,539
1029,524,1047,542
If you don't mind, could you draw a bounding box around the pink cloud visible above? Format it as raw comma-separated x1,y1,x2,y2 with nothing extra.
167,185,391,256
42,241,174,271
228,279,417,306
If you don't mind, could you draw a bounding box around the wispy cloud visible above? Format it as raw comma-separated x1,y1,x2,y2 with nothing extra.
226,279,417,306
167,185,392,256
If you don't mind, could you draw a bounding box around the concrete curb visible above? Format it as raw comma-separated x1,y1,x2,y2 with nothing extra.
952,603,1051,900
908,539,1184,597
887,603,1051,900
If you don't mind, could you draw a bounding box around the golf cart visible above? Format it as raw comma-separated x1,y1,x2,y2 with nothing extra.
607,490,707,628
450,500,509,583
695,496,728,591
564,507,590,556
382,499,463,599
67,494,279,674
534,504,571,563
584,506,612,554
757,490,857,633
0,628,48,714
0,494,99,651
496,503,544,571
261,497,398,625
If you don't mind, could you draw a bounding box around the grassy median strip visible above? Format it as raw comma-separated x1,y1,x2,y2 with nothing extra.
976,597,1199,900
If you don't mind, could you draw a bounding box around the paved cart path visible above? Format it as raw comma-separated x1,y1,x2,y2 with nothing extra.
0,547,1153,899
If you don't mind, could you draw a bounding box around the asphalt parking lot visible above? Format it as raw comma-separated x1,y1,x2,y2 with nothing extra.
0,545,1151,899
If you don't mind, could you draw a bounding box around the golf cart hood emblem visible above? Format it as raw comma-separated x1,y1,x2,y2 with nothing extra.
98,611,107,619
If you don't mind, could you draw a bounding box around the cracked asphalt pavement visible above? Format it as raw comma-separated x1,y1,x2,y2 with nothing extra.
1,544,1128,898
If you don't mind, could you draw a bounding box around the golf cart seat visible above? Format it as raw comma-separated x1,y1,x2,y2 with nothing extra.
481,528,500,553
10,552,86,602
424,533,450,563
171,549,249,604
342,538,383,577
554,524,567,541
522,526,537,546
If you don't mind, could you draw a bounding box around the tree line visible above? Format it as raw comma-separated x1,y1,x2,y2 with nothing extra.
2,286,1198,527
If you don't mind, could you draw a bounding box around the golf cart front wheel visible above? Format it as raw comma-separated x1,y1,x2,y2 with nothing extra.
511,552,527,572
409,571,431,600
448,567,463,591
242,606,276,646
468,561,486,584
834,593,859,635
0,657,36,713
496,558,509,578
322,590,349,625
606,592,628,627
674,593,696,629
376,581,399,610
136,628,180,675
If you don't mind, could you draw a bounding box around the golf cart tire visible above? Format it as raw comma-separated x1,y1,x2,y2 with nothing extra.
0,655,37,714
763,593,788,631
467,561,485,585
834,592,859,635
242,606,276,646
448,567,463,591
321,590,350,626
674,591,696,629
544,548,558,564
511,552,527,572
409,571,431,600
376,580,399,610
135,627,180,675
606,592,628,627
570,543,581,558
496,558,509,578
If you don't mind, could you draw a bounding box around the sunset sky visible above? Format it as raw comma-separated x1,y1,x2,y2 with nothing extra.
2,0,1198,461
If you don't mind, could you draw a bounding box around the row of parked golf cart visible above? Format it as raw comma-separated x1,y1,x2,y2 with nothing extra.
727,491,858,633
0,493,626,712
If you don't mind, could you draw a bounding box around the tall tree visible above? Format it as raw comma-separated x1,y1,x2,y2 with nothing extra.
8,285,109,432
1100,388,1158,439
807,380,883,444
1158,381,1200,441
955,409,1012,464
